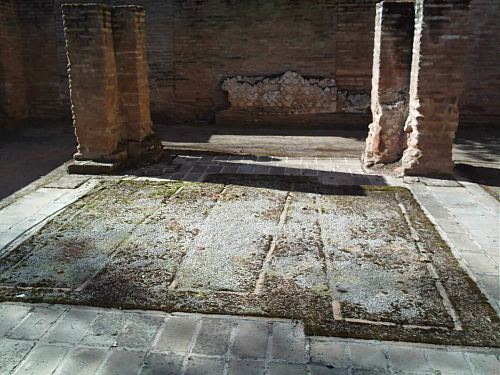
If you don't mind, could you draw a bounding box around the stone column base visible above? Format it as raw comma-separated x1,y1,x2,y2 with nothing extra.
126,133,167,166
68,135,167,175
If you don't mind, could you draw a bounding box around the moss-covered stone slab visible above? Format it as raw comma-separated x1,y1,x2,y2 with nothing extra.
319,192,454,327
0,181,182,289
174,185,288,292
0,176,498,347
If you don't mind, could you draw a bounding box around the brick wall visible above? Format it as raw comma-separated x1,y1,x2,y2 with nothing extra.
16,0,65,119
112,5,153,142
6,0,500,127
336,0,376,93
170,0,337,122
0,0,29,123
460,0,500,126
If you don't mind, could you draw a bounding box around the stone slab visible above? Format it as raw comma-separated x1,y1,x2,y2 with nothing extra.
45,175,91,189
174,185,287,292
67,160,121,175
319,191,453,327
0,338,34,374
13,344,68,375
0,176,498,347
54,347,107,375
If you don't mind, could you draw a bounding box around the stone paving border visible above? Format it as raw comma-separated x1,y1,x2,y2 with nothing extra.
1,302,499,375
0,179,99,254
0,156,497,313
0,155,499,374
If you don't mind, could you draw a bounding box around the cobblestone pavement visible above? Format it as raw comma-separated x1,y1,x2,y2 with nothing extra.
0,303,499,375
1,155,499,374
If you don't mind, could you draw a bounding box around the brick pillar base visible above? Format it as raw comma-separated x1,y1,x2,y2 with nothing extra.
401,0,470,176
364,2,414,167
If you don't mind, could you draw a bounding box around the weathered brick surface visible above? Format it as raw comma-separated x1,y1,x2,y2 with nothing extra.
62,4,122,161
364,2,414,166
2,0,498,129
336,0,376,94
402,0,470,176
0,0,29,122
112,6,153,142
16,0,62,120
461,0,500,126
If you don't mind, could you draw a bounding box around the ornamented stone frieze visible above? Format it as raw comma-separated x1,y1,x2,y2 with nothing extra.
222,71,337,114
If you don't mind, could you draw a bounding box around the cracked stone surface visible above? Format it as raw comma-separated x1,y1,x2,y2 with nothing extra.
0,175,498,347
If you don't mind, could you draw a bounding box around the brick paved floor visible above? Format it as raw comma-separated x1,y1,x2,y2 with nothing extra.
1,155,499,374
0,303,498,375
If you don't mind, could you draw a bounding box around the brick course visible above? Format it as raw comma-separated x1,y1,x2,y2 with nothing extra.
2,0,499,129
0,0,29,123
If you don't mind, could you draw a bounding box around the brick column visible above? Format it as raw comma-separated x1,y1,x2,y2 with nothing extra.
0,0,28,123
111,6,153,143
62,4,124,167
402,0,470,176
364,1,414,167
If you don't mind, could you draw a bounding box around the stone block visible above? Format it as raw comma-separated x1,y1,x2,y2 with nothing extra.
466,352,500,374
183,356,225,375
154,315,199,353
9,306,64,340
227,359,265,375
0,304,31,336
461,251,498,275
116,314,163,350
43,308,97,344
45,175,90,189
67,160,123,175
0,338,34,374
80,312,127,347
349,343,388,371
97,349,145,375
13,344,68,375
426,350,472,375
141,352,184,375
270,322,306,363
387,345,430,373
310,339,348,368
231,320,269,359
192,318,232,356
268,362,307,375
54,347,107,375
310,364,345,375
